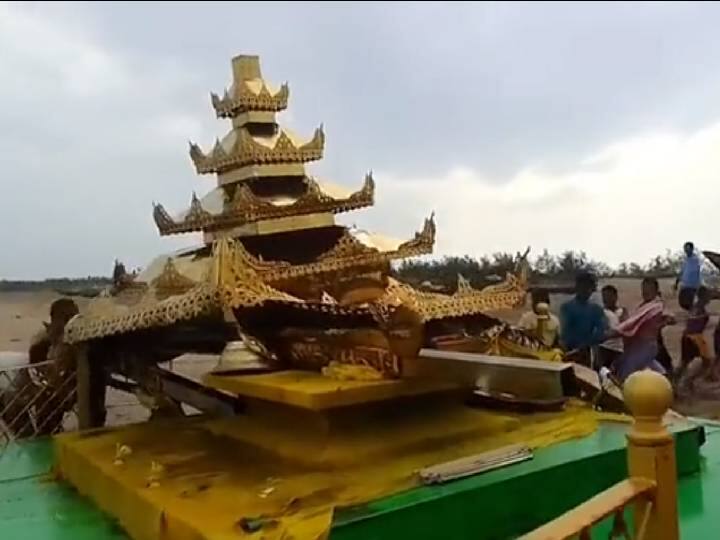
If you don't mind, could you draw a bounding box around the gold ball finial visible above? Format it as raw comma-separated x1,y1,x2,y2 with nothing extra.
623,369,673,420
535,302,550,318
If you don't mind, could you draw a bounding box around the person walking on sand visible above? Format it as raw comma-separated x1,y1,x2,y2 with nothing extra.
675,241,702,310
676,286,717,389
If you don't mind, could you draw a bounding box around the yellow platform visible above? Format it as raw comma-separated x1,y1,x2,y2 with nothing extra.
199,370,474,465
55,400,605,540
203,370,462,410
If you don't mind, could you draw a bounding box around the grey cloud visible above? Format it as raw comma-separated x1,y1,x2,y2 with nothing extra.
3,1,720,277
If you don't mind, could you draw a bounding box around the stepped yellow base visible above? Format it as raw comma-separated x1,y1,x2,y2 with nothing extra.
203,370,462,410
199,370,476,466
55,397,604,540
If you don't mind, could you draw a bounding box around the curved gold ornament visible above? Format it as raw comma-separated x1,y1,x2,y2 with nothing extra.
153,174,375,236
211,81,289,117
189,126,324,174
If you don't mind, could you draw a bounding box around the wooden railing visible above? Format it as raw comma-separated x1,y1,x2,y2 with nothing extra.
521,369,679,540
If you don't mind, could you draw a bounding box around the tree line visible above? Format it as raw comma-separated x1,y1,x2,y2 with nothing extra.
392,249,697,292
0,277,112,293
0,250,711,294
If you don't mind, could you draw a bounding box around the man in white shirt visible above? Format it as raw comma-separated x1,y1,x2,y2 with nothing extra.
599,285,628,368
517,289,560,348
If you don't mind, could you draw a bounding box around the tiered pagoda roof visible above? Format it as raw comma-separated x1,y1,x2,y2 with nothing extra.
210,81,289,117
155,54,380,241
153,174,375,236
188,127,325,175
64,53,531,347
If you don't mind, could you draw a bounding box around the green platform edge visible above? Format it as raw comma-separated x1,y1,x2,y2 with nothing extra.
0,420,717,540
332,419,712,539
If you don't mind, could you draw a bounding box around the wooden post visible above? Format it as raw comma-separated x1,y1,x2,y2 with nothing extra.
74,343,92,430
623,369,679,540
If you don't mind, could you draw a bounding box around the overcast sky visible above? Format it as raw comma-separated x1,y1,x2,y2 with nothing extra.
2,1,720,279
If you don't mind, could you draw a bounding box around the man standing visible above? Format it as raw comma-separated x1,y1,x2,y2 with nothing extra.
560,271,608,366
599,285,627,368
675,241,701,310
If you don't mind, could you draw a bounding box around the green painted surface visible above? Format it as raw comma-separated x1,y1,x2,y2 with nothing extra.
0,420,713,540
0,440,127,540
331,420,705,540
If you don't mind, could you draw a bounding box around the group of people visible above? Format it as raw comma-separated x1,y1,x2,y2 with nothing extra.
518,242,717,389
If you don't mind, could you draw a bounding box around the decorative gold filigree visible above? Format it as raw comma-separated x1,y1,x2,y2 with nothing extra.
287,342,401,378
399,212,436,252
64,241,528,344
340,346,401,378
190,126,324,175
153,174,375,236
228,215,435,283
211,81,289,118
64,284,220,344
151,258,198,300
209,238,299,308
373,261,529,323
316,230,379,261
321,292,337,304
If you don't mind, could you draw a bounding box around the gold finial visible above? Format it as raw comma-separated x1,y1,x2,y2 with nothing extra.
535,302,550,318
232,55,261,82
624,369,679,540
623,369,672,428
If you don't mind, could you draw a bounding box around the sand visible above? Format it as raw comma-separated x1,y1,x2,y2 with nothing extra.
1,279,718,425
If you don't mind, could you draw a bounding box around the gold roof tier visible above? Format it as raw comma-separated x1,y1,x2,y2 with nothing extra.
153,174,375,236
64,238,529,345
218,214,435,283
189,126,324,175
374,272,529,322
210,55,289,118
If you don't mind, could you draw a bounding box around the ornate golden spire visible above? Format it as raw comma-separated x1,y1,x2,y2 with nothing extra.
210,55,290,118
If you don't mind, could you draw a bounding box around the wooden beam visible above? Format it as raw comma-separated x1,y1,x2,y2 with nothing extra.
74,343,92,430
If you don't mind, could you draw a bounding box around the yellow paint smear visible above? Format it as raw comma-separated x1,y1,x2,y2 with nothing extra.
55,401,607,540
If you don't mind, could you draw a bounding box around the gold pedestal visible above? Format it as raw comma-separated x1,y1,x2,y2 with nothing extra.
202,370,501,466
55,370,603,540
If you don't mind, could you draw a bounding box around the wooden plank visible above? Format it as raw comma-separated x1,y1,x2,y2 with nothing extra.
153,368,242,417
